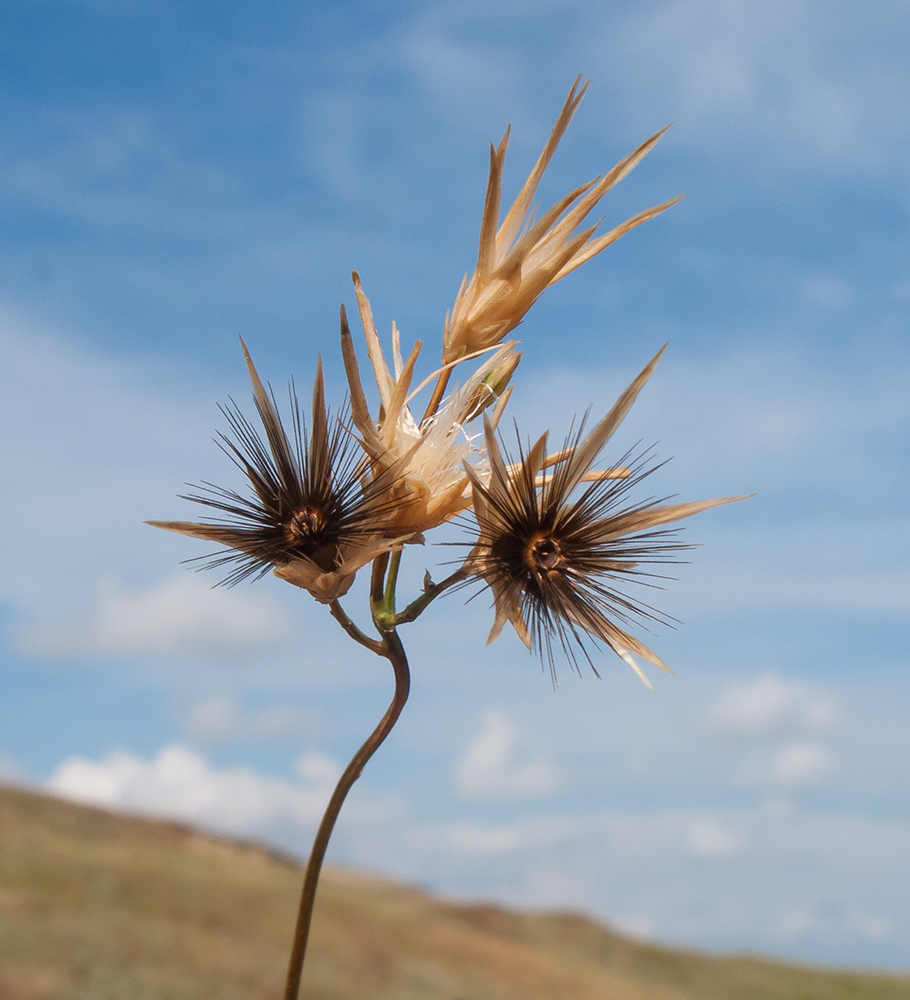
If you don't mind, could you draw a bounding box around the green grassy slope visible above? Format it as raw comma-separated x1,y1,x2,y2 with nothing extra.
0,784,907,999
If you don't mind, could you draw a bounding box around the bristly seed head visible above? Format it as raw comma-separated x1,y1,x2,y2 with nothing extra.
147,339,412,601
460,347,750,688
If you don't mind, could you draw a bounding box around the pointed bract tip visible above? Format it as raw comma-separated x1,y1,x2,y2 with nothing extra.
145,520,186,534
569,74,589,98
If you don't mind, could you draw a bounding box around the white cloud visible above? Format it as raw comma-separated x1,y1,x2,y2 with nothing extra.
709,675,840,737
454,710,563,800
776,905,819,939
777,905,894,942
767,742,835,788
420,805,910,962
687,816,742,857
611,915,656,941
184,696,320,745
19,574,294,662
596,0,910,174
707,677,839,789
41,739,910,967
847,910,894,941
446,822,525,855
0,307,230,616
48,743,341,843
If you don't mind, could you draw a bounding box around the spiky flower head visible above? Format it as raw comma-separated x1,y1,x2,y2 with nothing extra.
341,273,520,537
462,347,748,687
441,76,682,367
148,339,409,603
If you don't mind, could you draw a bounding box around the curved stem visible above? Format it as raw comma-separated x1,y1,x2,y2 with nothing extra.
283,637,411,999
328,600,384,656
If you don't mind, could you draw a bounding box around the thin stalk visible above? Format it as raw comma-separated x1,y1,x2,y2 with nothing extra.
328,600,384,656
383,547,403,611
421,367,451,424
370,551,390,607
394,567,466,625
283,633,411,1000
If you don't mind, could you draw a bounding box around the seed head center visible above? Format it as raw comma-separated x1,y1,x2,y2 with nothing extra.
287,507,324,543
527,535,563,572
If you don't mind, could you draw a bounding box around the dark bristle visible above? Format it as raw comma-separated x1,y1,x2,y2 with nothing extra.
164,359,406,587
464,425,695,679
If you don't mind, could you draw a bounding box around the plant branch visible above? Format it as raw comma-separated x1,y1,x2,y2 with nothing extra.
394,567,467,625
328,601,384,655
283,635,411,999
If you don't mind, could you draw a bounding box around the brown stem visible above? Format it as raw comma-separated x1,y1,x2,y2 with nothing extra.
421,367,452,424
370,551,390,607
283,635,410,999
328,600,384,656
394,567,467,625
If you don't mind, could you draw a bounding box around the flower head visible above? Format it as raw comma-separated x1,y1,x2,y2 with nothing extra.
148,339,409,603
341,273,520,536
442,76,682,366
462,347,749,687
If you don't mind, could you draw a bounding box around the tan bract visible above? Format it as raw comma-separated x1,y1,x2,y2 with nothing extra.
442,76,682,366
341,273,520,537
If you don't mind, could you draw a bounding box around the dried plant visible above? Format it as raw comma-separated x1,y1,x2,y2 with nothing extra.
149,340,412,602
340,272,521,537
151,80,748,1000
462,346,748,688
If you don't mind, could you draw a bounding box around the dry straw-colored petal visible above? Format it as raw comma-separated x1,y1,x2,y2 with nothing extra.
442,76,681,365
341,276,521,537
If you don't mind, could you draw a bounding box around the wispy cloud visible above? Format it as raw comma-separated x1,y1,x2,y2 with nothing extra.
49,743,342,844
705,675,840,789
184,696,320,745
43,741,910,966
763,742,835,788
709,675,840,737
0,306,225,613
454,710,563,800
19,575,295,663
593,0,910,175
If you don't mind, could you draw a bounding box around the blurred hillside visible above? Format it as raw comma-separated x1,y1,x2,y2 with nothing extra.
0,784,907,999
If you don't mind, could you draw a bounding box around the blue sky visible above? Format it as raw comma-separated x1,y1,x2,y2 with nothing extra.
2,0,910,972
